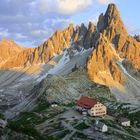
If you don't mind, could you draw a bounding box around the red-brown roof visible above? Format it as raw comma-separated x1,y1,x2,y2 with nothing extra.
77,96,97,109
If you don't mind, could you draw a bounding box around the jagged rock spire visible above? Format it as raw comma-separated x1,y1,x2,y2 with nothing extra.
84,22,95,49
87,3,140,88
97,3,128,40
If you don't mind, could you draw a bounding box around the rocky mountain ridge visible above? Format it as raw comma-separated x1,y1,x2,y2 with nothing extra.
0,39,24,66
87,4,140,87
0,5,140,136
0,3,140,90
0,22,95,69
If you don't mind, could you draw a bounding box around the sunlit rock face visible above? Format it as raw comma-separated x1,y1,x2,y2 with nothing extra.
97,4,128,41
1,48,35,69
97,4,140,71
87,33,125,89
87,4,140,88
0,3,140,92
0,24,75,69
0,22,95,69
0,40,24,64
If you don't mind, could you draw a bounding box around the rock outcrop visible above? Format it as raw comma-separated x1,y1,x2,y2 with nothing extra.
87,33,124,89
134,35,140,42
87,4,140,88
30,24,74,64
2,48,35,68
0,3,139,91
97,4,128,41
0,39,24,62
0,22,95,69
97,3,140,70
0,24,75,69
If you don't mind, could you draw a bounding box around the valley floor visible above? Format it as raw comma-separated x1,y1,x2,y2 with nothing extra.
1,100,140,140
0,71,140,140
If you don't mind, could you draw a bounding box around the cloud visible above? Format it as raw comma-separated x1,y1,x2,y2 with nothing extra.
0,0,73,47
15,33,27,40
0,0,119,47
0,29,9,38
30,30,49,38
39,0,93,15
127,26,140,35
97,0,114,5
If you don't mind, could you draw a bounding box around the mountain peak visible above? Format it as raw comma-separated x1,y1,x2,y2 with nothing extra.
106,3,118,15
0,39,17,46
0,39,23,49
0,39,24,63
105,3,122,24
97,3,128,41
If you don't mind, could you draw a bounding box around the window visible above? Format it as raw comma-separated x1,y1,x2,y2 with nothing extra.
101,111,105,114
96,112,100,114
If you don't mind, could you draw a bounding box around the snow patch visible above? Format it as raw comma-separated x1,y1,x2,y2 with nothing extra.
48,50,70,75
36,48,93,82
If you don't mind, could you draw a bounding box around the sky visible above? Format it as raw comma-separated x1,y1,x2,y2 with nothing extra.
0,0,140,48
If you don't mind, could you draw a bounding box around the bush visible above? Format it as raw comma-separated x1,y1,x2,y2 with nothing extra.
75,122,89,130
8,120,57,140
0,113,4,119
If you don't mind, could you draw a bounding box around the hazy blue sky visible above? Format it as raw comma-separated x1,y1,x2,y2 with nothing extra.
0,0,139,48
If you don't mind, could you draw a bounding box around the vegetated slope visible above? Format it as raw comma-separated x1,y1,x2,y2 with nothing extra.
35,71,113,103
4,70,113,119
2,72,140,140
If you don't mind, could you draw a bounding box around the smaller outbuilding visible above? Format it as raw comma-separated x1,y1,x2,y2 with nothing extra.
93,120,108,132
118,117,130,127
0,119,7,129
50,101,58,107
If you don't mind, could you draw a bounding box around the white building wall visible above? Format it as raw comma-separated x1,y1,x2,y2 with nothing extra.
102,125,108,132
76,105,83,111
122,121,130,126
88,102,107,116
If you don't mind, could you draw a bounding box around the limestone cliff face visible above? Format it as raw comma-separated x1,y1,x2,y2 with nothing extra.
73,22,95,49
134,35,140,42
87,33,124,88
32,22,95,65
0,22,95,69
97,4,128,41
73,24,87,46
30,24,74,64
0,24,75,69
97,4,140,70
84,22,95,49
87,3,140,88
0,39,23,62
2,48,35,68
0,3,139,91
